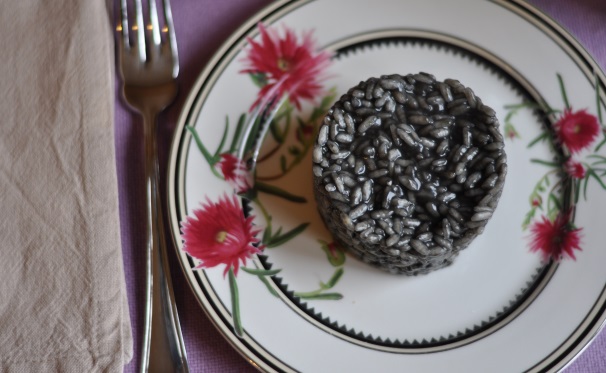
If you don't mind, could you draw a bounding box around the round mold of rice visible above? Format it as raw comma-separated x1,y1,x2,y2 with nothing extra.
312,73,507,275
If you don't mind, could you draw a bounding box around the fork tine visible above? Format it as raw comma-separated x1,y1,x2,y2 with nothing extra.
148,0,161,46
119,0,130,49
134,0,146,62
162,0,179,78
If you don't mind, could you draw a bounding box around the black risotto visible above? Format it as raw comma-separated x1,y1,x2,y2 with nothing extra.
312,73,507,275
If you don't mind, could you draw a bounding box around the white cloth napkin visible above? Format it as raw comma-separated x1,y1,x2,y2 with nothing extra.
0,1,133,371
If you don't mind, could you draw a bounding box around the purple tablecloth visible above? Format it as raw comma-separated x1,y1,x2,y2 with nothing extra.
116,1,606,372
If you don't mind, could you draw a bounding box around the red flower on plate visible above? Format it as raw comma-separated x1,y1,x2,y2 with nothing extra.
554,109,600,154
564,159,586,179
181,193,263,276
241,23,332,110
529,211,582,262
217,153,252,194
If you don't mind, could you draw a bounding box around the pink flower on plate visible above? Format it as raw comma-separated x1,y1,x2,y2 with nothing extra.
564,159,586,179
181,193,264,276
241,23,332,110
216,153,252,194
529,211,582,262
554,109,600,154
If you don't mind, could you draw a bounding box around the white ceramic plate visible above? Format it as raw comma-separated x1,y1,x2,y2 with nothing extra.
168,1,606,371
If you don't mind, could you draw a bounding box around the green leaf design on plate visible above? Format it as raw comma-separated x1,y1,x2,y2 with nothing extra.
530,158,560,168
527,132,549,149
228,268,243,337
557,73,570,109
249,72,268,88
294,267,345,300
256,273,279,297
324,267,344,288
255,181,307,203
262,225,272,246
266,222,309,248
269,119,285,144
241,267,282,276
186,125,223,179
595,135,606,152
588,154,606,164
547,193,562,219
187,125,215,164
297,293,343,300
213,119,230,159
587,167,606,190
522,207,538,230
229,113,246,154
574,178,582,204
241,267,282,298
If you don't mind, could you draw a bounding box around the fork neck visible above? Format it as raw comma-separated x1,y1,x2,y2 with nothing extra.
123,83,178,117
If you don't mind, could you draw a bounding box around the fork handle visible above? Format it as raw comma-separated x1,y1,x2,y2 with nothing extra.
140,105,189,373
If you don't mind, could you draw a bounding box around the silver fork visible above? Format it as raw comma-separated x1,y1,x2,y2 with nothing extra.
117,0,188,372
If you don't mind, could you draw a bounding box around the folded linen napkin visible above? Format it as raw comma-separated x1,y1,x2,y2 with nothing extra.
0,1,133,372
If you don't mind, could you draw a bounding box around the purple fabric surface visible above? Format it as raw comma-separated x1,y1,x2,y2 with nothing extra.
115,1,606,372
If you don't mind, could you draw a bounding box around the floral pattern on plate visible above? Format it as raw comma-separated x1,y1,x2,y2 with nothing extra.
179,23,342,336
505,74,606,262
